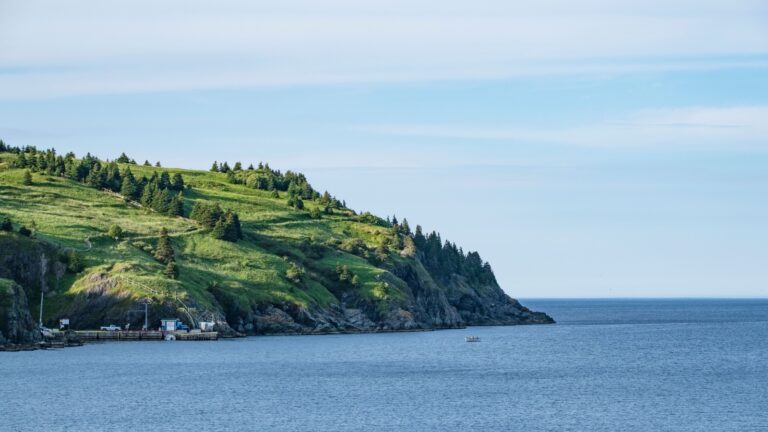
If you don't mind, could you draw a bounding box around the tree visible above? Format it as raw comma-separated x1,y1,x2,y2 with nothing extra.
120,168,138,200
171,173,184,191
233,162,242,171
210,161,219,172
116,153,131,163
164,260,179,279
143,160,151,166
0,215,12,231
270,190,280,199
220,162,231,173
155,161,161,167
22,169,32,185
170,194,184,217
18,225,32,237
211,218,227,240
108,224,123,240
154,228,174,263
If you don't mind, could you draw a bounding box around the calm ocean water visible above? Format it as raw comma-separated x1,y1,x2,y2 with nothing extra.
2,299,767,431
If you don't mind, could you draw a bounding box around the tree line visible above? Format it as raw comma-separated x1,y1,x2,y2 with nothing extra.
6,146,186,218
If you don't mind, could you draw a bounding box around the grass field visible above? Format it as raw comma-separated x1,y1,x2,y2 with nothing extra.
0,152,408,323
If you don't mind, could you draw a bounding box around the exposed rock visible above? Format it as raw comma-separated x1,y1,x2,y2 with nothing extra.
0,279,41,345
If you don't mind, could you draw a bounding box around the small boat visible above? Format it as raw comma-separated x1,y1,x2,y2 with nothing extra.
465,336,481,342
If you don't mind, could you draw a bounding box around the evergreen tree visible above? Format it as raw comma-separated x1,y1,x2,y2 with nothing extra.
116,152,131,163
0,215,12,231
170,194,185,217
171,173,184,191
159,171,171,189
22,169,32,185
155,161,161,167
154,228,174,263
144,160,151,166
211,218,227,240
210,161,219,172
164,260,179,279
233,162,242,171
120,168,138,200
220,162,231,173
247,163,254,170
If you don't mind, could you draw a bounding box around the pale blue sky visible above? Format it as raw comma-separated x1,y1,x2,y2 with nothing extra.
1,1,767,297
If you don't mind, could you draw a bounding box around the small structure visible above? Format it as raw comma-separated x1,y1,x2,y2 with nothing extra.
199,321,215,332
59,318,70,330
160,318,188,332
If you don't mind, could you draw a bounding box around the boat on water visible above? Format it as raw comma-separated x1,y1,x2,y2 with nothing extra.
465,336,481,342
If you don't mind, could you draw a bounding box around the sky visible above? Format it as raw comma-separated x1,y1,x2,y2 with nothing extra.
1,0,767,298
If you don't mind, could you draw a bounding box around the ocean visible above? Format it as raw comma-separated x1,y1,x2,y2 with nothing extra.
1,299,767,431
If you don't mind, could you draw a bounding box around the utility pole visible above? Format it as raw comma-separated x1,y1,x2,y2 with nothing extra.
39,255,48,328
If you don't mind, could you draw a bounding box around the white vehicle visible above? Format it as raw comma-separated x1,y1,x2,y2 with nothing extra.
100,324,121,332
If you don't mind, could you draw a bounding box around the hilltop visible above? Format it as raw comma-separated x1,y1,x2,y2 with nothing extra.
0,142,552,344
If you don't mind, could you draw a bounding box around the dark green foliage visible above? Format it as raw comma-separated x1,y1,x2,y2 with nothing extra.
191,201,241,242
17,226,32,237
116,153,131,163
171,173,184,191
210,161,219,172
233,162,242,171
108,224,123,240
190,201,223,229
154,227,174,263
164,260,179,279
144,160,151,166
120,167,139,200
62,250,84,273
0,215,12,231
22,170,32,185
308,206,321,219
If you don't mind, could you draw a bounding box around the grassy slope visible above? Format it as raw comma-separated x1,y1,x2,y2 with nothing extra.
0,153,402,321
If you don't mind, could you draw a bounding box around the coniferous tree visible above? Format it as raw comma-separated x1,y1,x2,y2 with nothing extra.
116,153,131,163
155,161,161,167
220,162,231,173
22,169,32,185
0,215,12,231
154,228,174,263
233,162,242,171
211,218,227,240
120,168,138,200
170,194,185,217
164,260,179,279
210,161,219,172
171,173,184,191
144,160,151,166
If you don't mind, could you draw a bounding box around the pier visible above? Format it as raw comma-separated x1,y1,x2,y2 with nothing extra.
74,330,218,341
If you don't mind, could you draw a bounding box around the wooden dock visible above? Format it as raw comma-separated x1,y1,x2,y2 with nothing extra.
74,330,218,341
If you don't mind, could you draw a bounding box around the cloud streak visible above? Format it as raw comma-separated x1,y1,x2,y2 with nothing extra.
355,106,768,149
0,0,766,98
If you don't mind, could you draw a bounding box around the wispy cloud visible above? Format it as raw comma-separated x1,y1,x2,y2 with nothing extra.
0,0,766,98
355,106,768,149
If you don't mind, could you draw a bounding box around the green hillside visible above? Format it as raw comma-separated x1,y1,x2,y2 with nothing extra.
0,142,552,337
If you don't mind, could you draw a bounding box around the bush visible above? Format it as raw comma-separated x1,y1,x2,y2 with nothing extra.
286,262,305,284
0,216,12,232
17,225,32,237
107,224,123,240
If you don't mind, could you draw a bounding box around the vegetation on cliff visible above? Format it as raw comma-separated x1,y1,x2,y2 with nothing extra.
0,140,552,335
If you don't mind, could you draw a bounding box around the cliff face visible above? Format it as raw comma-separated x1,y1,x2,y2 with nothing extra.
216,258,552,335
0,279,41,345
0,234,62,345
